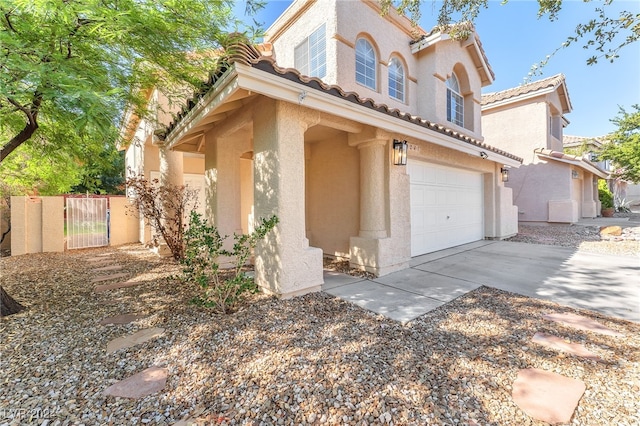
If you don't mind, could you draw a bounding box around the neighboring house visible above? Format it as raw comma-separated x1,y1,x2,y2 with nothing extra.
482,74,608,223
127,0,523,298
120,88,206,244
564,135,640,208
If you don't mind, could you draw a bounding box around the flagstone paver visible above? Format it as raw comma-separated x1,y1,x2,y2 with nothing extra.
91,272,129,283
106,327,165,353
512,368,585,424
99,313,148,325
94,280,141,293
543,312,624,336
92,264,123,272
103,366,168,399
532,332,602,361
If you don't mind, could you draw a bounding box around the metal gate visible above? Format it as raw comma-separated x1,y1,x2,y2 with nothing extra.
66,197,109,249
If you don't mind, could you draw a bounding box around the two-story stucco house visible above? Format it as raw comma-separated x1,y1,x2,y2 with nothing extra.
482,74,608,223
123,0,523,298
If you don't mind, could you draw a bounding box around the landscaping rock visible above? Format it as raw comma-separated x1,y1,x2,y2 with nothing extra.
91,272,129,283
99,313,148,325
600,226,622,236
94,280,140,293
92,264,123,272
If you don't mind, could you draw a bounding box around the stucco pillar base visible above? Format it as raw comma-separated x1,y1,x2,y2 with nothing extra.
548,200,578,223
349,236,409,277
255,245,323,299
581,201,597,219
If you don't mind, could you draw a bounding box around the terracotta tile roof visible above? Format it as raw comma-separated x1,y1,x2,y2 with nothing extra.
563,135,608,147
481,74,567,106
163,44,522,163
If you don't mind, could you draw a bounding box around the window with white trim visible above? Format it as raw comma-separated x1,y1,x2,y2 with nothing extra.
388,58,405,102
446,73,464,127
294,24,326,78
355,38,376,89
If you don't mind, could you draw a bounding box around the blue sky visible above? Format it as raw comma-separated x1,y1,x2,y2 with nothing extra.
233,0,640,137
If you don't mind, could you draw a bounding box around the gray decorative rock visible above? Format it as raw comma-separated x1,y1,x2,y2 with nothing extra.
103,366,168,399
107,327,165,353
532,332,602,361
91,273,129,283
512,368,585,424
543,312,624,336
99,313,148,325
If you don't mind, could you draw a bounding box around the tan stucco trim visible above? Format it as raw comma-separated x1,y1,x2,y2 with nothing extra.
333,33,355,49
408,75,418,83
264,0,318,43
433,72,446,82
362,0,421,38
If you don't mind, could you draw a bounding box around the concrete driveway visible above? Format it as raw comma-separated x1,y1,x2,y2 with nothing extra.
323,240,640,323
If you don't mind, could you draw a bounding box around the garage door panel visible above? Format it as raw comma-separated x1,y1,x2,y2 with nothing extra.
410,161,484,256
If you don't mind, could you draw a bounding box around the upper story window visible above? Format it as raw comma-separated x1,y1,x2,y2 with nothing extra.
388,58,405,102
295,24,326,78
356,38,376,90
446,73,464,127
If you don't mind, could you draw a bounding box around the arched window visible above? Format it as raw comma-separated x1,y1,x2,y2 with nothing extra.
388,58,405,102
355,38,376,90
446,73,464,127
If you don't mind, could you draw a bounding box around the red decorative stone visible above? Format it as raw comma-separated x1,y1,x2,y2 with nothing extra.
103,366,168,399
512,368,585,424
532,332,602,361
543,312,624,337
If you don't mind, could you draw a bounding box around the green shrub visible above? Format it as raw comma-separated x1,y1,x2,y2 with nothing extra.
181,211,278,314
598,180,614,209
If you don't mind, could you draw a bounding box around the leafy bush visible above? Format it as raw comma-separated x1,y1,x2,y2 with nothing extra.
598,180,614,209
126,173,199,260
181,211,278,314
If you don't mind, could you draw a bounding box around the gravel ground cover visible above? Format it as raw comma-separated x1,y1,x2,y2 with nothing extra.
1,227,639,426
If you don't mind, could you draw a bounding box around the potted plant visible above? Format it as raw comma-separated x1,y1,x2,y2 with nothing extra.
598,181,614,217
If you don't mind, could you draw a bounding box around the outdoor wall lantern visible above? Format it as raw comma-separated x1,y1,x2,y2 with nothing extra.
393,139,408,166
501,166,510,182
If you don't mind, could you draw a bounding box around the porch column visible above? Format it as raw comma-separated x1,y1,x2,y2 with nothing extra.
582,174,597,218
358,141,388,238
158,143,184,187
348,131,409,276
252,99,323,298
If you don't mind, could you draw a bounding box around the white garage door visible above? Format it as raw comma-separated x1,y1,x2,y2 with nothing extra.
409,161,484,256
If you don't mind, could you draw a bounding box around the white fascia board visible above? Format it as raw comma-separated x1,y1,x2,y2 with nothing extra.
165,69,240,149
537,153,609,179
234,63,521,167
410,33,450,54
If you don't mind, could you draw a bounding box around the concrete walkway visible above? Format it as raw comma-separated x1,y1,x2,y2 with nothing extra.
323,240,639,323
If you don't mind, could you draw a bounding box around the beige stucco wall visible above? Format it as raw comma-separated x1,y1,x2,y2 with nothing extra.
11,196,64,256
482,101,548,159
109,197,140,246
305,133,360,257
268,0,339,85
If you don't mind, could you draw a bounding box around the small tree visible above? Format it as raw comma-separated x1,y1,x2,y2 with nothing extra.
126,174,199,261
601,105,640,184
181,211,278,314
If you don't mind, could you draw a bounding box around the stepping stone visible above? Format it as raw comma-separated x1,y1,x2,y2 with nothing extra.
600,225,622,236
91,273,129,283
532,332,602,361
99,313,148,325
95,281,140,293
512,368,585,424
543,312,624,337
103,366,167,399
107,327,165,353
93,264,123,272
